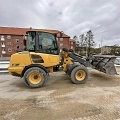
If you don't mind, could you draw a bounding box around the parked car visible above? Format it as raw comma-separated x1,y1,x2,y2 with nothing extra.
114,57,120,67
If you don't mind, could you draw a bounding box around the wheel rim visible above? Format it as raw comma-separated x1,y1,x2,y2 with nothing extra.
29,72,42,84
75,70,86,81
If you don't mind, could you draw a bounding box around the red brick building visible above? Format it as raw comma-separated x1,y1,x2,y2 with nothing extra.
0,27,76,57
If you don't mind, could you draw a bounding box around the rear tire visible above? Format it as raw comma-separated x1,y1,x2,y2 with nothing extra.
71,66,88,84
23,67,47,88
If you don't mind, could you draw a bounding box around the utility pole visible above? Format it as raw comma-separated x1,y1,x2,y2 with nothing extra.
101,36,103,54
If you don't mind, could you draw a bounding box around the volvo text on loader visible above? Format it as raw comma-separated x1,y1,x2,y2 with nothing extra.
8,30,118,88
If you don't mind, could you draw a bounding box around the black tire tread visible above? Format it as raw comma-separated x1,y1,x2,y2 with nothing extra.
71,66,88,84
23,67,47,88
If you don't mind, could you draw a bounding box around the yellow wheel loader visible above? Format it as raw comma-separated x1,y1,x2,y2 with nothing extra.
8,30,118,88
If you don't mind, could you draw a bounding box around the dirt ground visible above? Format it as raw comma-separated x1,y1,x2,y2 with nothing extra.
0,67,120,120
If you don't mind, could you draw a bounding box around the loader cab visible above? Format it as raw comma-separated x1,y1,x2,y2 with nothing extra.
26,31,59,55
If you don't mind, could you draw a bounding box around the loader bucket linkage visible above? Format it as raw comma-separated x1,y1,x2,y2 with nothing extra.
90,55,118,75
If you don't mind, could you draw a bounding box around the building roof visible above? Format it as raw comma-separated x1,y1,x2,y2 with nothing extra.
69,39,75,42
0,27,70,37
0,27,28,35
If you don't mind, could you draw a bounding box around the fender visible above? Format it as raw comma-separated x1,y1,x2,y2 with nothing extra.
21,64,49,77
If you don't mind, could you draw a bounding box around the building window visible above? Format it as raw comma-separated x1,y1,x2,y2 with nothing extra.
16,46,19,49
16,39,19,42
60,49,62,52
2,48,6,54
1,35,4,40
8,49,12,52
2,48,5,51
60,43,63,47
71,42,73,45
1,42,5,47
71,46,73,49
23,35,27,40
56,38,58,41
60,38,63,41
1,42,5,45
8,42,11,45
7,35,11,39
25,36,27,40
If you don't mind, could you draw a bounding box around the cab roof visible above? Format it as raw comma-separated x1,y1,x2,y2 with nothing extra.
27,29,58,34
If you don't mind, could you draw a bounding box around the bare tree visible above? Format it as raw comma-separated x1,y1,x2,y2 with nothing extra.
79,34,85,47
73,35,79,46
86,30,95,55
73,30,96,55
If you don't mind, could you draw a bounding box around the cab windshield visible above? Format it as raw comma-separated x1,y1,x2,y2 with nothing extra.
28,32,59,55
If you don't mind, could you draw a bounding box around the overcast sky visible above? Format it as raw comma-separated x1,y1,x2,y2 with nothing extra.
0,0,120,47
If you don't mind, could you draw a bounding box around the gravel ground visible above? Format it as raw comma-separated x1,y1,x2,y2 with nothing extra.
0,67,120,120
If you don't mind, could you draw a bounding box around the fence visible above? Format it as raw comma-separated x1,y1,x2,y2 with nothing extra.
0,61,9,73
0,57,119,73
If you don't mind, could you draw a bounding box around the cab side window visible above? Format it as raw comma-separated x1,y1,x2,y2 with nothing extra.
38,33,58,54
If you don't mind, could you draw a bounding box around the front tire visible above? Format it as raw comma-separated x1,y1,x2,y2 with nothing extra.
71,66,88,84
23,67,47,88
